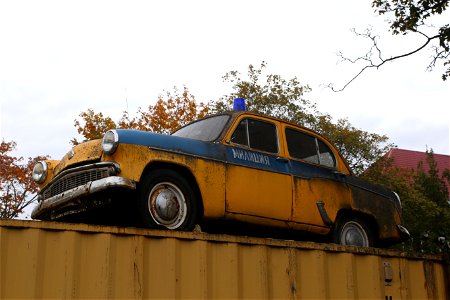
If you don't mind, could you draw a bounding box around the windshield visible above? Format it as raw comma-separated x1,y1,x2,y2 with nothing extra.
172,115,230,141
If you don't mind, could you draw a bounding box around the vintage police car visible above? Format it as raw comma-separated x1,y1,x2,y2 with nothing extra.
31,101,409,247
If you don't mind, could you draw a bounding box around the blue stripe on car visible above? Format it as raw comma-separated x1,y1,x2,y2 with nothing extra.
115,129,291,174
115,129,340,180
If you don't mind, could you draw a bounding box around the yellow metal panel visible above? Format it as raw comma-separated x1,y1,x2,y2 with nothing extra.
355,255,383,298
205,242,240,298
297,249,330,298
188,158,227,218
144,238,178,299
53,139,103,176
1,227,38,298
324,253,357,299
0,220,448,299
226,165,292,221
292,177,351,228
175,239,209,299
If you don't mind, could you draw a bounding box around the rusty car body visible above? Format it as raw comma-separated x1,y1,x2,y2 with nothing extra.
31,110,409,247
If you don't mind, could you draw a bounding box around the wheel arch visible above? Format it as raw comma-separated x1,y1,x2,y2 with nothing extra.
334,209,380,242
140,161,204,221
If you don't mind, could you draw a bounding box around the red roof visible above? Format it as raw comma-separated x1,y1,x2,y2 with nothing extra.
385,148,450,191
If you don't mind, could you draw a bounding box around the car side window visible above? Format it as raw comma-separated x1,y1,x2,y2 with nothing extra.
285,128,336,168
317,139,336,168
231,118,278,153
285,128,319,164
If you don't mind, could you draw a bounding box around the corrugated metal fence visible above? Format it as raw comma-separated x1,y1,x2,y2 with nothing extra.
0,220,448,299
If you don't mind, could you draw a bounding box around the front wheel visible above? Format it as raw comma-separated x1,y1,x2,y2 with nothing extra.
138,169,198,231
332,215,375,247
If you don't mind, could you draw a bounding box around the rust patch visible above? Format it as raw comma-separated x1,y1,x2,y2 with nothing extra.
350,186,399,239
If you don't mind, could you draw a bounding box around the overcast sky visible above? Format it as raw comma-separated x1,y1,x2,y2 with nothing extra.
1,0,449,162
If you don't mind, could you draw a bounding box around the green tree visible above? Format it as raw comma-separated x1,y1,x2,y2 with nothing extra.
411,150,450,252
362,150,450,253
214,62,394,174
415,149,450,207
212,61,316,126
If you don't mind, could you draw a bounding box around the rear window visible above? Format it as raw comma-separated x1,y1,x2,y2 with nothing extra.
285,128,336,168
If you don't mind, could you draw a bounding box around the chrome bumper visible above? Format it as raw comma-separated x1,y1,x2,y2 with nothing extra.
31,176,136,219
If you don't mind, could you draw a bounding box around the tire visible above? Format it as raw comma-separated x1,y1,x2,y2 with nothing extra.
332,215,374,247
137,169,198,231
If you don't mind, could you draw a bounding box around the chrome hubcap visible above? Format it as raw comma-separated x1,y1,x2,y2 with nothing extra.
148,182,187,229
340,221,369,247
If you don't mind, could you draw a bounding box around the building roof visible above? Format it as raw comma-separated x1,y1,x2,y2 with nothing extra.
385,148,450,192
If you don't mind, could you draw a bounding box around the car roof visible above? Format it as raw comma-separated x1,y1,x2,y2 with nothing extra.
224,110,332,143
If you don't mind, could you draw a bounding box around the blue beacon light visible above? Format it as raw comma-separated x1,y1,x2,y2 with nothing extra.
233,98,246,111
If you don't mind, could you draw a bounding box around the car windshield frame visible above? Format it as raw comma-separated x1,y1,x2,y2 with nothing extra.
172,114,231,142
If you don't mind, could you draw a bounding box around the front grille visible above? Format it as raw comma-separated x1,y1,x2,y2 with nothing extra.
42,165,114,200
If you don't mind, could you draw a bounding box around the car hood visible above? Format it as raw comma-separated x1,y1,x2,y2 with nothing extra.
115,129,226,161
53,139,103,176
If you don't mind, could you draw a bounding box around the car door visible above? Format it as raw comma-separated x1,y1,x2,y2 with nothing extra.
224,117,292,221
284,125,352,229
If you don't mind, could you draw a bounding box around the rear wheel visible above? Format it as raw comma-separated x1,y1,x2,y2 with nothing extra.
332,215,374,247
138,169,198,231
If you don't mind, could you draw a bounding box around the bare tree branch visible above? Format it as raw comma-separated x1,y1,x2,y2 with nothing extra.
328,28,444,92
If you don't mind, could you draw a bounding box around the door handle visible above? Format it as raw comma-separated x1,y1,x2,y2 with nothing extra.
333,171,346,180
276,157,289,163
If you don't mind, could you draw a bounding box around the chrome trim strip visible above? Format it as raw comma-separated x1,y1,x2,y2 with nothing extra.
397,225,410,240
32,176,136,219
393,191,402,209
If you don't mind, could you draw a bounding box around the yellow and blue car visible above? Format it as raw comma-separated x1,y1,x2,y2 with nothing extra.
31,102,409,247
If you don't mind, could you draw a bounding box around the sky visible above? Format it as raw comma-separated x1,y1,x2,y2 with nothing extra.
1,0,449,165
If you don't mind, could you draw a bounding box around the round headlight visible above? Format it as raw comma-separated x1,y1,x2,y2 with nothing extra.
102,130,119,155
32,161,48,183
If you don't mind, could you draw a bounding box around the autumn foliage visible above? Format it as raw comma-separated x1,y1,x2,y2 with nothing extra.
72,87,209,144
124,87,209,134
71,110,116,145
0,141,47,218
